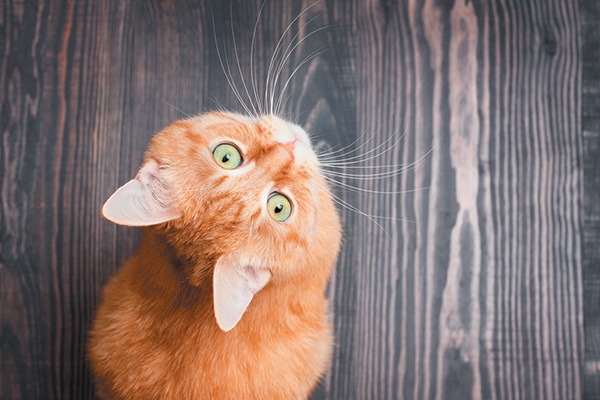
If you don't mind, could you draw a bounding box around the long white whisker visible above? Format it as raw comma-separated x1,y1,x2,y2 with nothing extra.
250,1,267,115
317,129,401,161
160,99,193,118
275,47,326,114
264,16,299,114
319,172,431,195
230,3,258,117
315,129,381,160
265,3,317,114
271,16,324,114
321,167,415,180
275,91,298,117
212,12,253,116
313,181,391,237
321,163,411,170
318,131,405,164
323,138,439,181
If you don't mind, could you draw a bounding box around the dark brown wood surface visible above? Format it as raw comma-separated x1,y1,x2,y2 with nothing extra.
0,0,595,399
582,0,600,398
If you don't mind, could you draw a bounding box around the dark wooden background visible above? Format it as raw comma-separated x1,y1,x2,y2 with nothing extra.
1,0,598,399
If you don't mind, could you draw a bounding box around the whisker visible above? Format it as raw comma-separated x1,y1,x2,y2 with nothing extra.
271,17,326,114
322,170,411,180
275,47,326,114
159,99,193,118
319,172,431,195
315,129,381,160
274,91,298,117
313,129,442,230
313,181,391,238
250,1,268,115
265,3,318,114
212,12,254,116
230,3,259,117
264,14,300,114
321,163,412,170
317,129,401,160
321,135,440,186
318,131,405,164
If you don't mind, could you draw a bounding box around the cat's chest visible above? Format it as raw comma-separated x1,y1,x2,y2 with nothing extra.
120,307,327,399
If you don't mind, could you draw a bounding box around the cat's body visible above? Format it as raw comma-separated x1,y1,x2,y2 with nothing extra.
89,112,341,399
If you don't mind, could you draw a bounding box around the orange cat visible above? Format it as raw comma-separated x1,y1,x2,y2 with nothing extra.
88,111,342,399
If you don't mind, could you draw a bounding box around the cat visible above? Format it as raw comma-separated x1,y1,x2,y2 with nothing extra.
88,111,342,399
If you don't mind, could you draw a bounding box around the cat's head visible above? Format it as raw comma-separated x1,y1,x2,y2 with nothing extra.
102,111,341,331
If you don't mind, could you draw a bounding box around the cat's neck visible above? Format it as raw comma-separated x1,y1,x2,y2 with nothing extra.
132,228,328,332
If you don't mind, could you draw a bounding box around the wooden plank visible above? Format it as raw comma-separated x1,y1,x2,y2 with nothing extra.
346,0,582,399
1,1,54,398
0,0,586,399
581,0,600,397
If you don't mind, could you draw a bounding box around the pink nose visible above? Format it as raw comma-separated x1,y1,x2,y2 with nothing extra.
289,126,307,145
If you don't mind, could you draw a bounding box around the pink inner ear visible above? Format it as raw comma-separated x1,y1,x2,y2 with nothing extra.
101,161,181,226
213,257,271,332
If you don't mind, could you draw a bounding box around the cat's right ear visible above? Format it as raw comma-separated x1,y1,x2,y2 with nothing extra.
101,161,181,226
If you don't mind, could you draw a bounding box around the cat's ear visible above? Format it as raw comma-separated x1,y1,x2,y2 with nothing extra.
101,160,181,226
213,257,271,332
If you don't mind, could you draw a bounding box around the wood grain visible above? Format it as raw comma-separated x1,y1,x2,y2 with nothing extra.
0,0,591,399
581,0,600,397
333,0,583,399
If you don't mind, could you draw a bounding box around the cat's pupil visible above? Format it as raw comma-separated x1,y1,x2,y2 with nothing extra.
274,204,283,213
222,154,231,163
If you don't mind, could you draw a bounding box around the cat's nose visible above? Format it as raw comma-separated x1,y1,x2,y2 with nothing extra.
274,128,299,145
287,123,311,147
271,122,311,147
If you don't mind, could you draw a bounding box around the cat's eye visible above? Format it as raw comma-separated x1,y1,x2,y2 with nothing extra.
213,143,243,169
267,193,292,222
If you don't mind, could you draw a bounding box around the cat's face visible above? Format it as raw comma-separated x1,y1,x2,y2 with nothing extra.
102,111,341,330
151,111,333,272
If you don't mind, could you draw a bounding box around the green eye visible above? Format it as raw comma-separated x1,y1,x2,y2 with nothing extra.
213,143,242,169
267,193,292,222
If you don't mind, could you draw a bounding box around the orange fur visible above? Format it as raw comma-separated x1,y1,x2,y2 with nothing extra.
89,112,342,399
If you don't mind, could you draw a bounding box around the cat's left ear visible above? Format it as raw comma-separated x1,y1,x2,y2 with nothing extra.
213,257,271,332
101,160,181,226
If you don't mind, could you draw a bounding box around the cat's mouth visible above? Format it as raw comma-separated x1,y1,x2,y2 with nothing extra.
259,115,317,166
